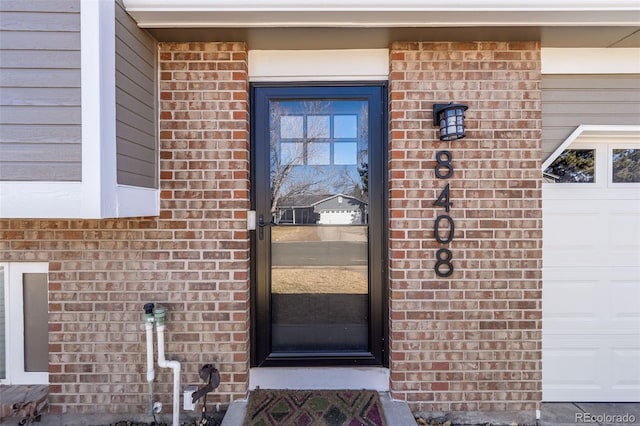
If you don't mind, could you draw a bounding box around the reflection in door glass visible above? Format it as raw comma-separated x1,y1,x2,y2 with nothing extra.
269,100,369,225
271,226,368,352
269,100,370,353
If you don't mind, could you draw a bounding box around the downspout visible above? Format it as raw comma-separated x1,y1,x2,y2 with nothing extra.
143,303,155,416
154,306,181,426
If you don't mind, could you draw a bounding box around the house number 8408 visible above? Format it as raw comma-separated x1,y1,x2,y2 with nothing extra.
433,150,454,277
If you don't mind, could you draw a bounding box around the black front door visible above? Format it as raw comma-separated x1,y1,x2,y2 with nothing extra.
251,84,387,366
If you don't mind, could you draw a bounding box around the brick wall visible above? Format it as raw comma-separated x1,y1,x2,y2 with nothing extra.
0,39,543,416
388,42,543,413
0,42,250,414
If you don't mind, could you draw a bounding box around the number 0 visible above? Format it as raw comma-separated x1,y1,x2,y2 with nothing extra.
434,214,455,244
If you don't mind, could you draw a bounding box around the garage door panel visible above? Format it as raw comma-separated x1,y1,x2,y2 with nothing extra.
544,334,640,401
610,209,640,260
543,152,640,402
545,270,640,332
612,348,640,395
543,336,604,399
610,278,640,325
544,197,639,268
543,277,600,325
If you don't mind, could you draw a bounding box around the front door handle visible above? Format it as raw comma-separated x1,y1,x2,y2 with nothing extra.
258,214,265,240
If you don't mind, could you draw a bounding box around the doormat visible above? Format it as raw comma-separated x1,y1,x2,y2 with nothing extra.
243,389,388,426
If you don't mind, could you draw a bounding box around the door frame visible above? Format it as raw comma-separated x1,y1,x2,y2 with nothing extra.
249,82,389,367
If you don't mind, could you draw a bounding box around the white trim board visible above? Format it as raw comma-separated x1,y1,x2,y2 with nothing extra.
248,49,389,82
249,367,390,391
542,48,640,74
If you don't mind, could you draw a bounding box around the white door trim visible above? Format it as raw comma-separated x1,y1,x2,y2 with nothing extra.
248,49,389,82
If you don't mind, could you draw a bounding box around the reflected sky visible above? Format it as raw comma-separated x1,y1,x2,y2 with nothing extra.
270,100,369,209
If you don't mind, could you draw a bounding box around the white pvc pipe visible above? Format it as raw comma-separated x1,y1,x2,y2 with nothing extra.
144,320,155,415
156,323,181,426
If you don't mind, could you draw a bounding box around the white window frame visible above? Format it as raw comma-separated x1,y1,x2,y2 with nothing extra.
0,262,49,385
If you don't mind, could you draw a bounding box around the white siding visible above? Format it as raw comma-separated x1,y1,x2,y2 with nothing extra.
115,0,157,188
0,0,81,181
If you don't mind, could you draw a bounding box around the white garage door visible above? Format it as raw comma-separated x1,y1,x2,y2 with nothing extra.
543,137,640,402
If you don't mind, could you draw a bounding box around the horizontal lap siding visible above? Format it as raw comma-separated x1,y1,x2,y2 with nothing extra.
389,42,543,415
0,0,81,181
115,0,158,188
542,74,640,160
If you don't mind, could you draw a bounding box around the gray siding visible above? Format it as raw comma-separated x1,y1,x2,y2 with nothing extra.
542,74,640,161
0,0,81,181
115,0,157,188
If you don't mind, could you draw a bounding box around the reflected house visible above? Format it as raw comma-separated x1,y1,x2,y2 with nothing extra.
275,194,367,225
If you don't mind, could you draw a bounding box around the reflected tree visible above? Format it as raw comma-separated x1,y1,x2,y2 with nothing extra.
544,149,595,183
613,149,640,183
269,100,370,216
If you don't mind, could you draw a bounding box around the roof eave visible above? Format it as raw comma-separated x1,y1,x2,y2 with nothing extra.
123,0,640,28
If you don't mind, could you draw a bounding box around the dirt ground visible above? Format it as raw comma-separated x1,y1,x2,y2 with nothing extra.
272,225,367,242
272,267,367,294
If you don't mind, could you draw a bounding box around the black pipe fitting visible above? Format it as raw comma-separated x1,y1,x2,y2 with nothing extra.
143,302,155,315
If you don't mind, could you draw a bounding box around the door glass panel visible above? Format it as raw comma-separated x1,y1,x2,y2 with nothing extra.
269,99,370,353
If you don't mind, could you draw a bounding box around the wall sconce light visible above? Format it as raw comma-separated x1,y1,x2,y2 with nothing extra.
433,103,468,141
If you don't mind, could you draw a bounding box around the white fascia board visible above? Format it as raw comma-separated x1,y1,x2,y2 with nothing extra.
542,125,640,170
123,0,640,12
249,49,389,82
123,0,640,27
542,48,640,74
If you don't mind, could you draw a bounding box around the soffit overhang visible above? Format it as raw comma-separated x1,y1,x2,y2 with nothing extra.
123,0,640,27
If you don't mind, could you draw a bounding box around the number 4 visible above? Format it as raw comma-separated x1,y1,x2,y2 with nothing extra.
434,183,451,212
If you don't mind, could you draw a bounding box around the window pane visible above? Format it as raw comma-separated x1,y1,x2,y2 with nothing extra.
280,115,304,139
23,273,48,372
281,143,304,166
334,115,358,138
308,142,331,165
0,266,5,379
307,115,330,139
544,149,595,183
612,149,640,183
334,142,358,165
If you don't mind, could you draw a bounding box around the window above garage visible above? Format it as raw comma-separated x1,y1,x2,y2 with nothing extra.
543,125,640,187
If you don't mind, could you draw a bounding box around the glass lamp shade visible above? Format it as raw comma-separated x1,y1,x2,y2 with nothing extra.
433,103,468,141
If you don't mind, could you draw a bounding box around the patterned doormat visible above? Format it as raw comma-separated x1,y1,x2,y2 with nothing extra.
243,389,388,426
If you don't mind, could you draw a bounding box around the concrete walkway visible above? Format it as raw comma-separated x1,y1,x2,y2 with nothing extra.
540,402,640,426
8,400,640,425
